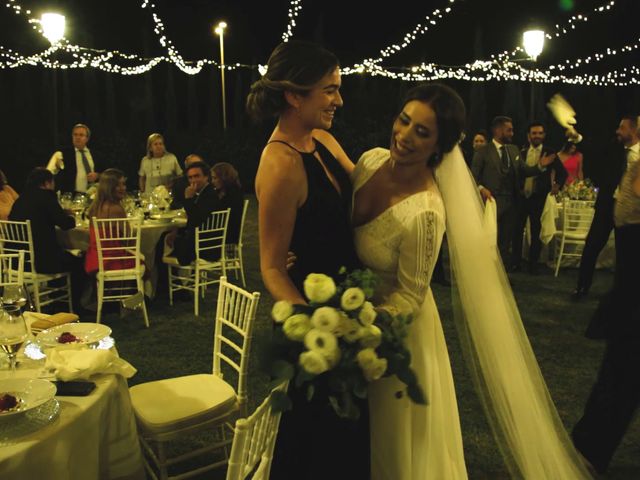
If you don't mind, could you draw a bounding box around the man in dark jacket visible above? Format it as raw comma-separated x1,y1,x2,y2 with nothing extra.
170,154,203,210
47,124,100,194
9,167,84,309
512,122,567,273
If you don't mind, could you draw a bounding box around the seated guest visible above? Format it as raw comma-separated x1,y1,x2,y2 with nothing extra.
0,169,19,220
47,123,100,194
166,161,218,265
557,141,584,185
138,133,182,193
9,167,84,310
171,153,203,209
211,162,244,245
84,168,139,274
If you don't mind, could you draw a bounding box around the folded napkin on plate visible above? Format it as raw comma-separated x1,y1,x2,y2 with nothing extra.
45,348,137,381
29,312,79,334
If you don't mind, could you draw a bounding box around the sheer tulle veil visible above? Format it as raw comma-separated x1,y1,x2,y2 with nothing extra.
435,145,591,479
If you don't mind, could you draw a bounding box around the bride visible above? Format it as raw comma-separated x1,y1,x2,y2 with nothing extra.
352,83,592,479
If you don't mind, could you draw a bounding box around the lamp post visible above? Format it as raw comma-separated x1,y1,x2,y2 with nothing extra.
41,13,66,146
523,29,545,122
214,21,228,131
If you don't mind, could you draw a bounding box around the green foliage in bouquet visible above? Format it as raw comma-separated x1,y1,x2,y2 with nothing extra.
265,268,427,421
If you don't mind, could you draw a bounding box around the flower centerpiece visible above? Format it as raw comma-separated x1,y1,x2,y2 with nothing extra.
151,185,172,211
267,268,426,420
560,178,597,201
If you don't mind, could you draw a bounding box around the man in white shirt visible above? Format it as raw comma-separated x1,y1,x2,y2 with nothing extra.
47,123,100,194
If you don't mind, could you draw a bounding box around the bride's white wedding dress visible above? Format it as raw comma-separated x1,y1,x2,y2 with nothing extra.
352,148,468,480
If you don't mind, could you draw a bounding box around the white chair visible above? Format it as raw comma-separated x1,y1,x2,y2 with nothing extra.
0,251,24,288
130,277,260,480
225,199,249,288
93,217,149,327
226,382,288,480
163,208,230,316
0,219,73,312
554,200,595,277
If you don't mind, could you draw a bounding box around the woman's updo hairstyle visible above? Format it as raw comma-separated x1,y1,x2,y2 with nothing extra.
400,83,466,168
246,41,339,122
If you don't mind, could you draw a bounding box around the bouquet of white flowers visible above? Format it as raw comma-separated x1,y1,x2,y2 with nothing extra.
151,185,171,209
267,268,426,420
559,178,597,201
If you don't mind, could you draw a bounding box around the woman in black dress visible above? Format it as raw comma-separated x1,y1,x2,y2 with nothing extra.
248,41,368,479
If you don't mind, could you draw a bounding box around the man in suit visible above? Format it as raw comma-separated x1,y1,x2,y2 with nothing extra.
472,116,555,267
166,161,219,265
170,153,203,210
512,122,567,274
47,123,100,194
9,167,84,310
574,115,639,298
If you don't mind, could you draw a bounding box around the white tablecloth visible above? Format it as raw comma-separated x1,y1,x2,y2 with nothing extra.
0,314,144,480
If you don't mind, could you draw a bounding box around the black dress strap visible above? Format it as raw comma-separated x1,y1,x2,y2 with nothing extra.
266,139,317,155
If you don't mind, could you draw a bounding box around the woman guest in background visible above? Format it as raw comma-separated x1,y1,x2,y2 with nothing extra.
558,141,584,185
138,133,182,193
85,168,138,274
472,129,489,152
0,169,19,220
247,40,369,479
210,162,244,245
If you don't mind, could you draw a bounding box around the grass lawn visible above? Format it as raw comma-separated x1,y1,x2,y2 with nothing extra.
82,195,640,479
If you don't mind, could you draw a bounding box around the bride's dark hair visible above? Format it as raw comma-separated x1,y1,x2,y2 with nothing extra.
400,83,466,168
246,41,339,122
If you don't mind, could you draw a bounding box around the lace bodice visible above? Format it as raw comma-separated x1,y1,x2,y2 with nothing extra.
352,148,446,315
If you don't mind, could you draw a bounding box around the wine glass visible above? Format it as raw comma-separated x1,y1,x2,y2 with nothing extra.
1,284,29,312
0,305,28,373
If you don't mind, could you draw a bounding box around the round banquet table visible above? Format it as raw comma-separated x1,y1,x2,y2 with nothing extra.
0,313,145,480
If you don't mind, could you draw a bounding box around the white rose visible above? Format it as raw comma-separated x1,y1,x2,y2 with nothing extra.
340,287,366,311
282,314,312,342
299,350,329,375
311,307,341,333
303,274,336,303
356,348,387,381
341,318,363,343
271,300,294,323
358,301,377,326
304,329,339,360
359,324,382,349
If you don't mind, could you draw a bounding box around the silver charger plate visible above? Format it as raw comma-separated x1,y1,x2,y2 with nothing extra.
0,398,60,445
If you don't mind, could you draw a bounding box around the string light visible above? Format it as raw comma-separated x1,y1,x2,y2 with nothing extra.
349,0,459,70
281,0,303,43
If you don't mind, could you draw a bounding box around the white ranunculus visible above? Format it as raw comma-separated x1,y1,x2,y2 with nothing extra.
340,287,366,311
359,324,382,349
303,274,336,303
271,300,294,323
311,306,341,333
282,314,312,342
304,329,339,359
358,301,377,326
299,350,329,375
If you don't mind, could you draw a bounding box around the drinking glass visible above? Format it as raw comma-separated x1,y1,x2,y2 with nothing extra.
0,306,28,373
1,284,28,312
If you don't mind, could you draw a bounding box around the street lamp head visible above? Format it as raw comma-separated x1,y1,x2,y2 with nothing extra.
523,30,545,61
41,13,66,45
214,21,227,36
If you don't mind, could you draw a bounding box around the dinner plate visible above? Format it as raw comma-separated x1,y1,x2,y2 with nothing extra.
0,378,56,417
36,323,112,349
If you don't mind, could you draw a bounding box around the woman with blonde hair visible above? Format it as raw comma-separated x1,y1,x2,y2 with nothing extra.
85,168,137,274
138,133,182,192
0,169,19,220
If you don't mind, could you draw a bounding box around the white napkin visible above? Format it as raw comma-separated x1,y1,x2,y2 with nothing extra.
45,348,137,381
